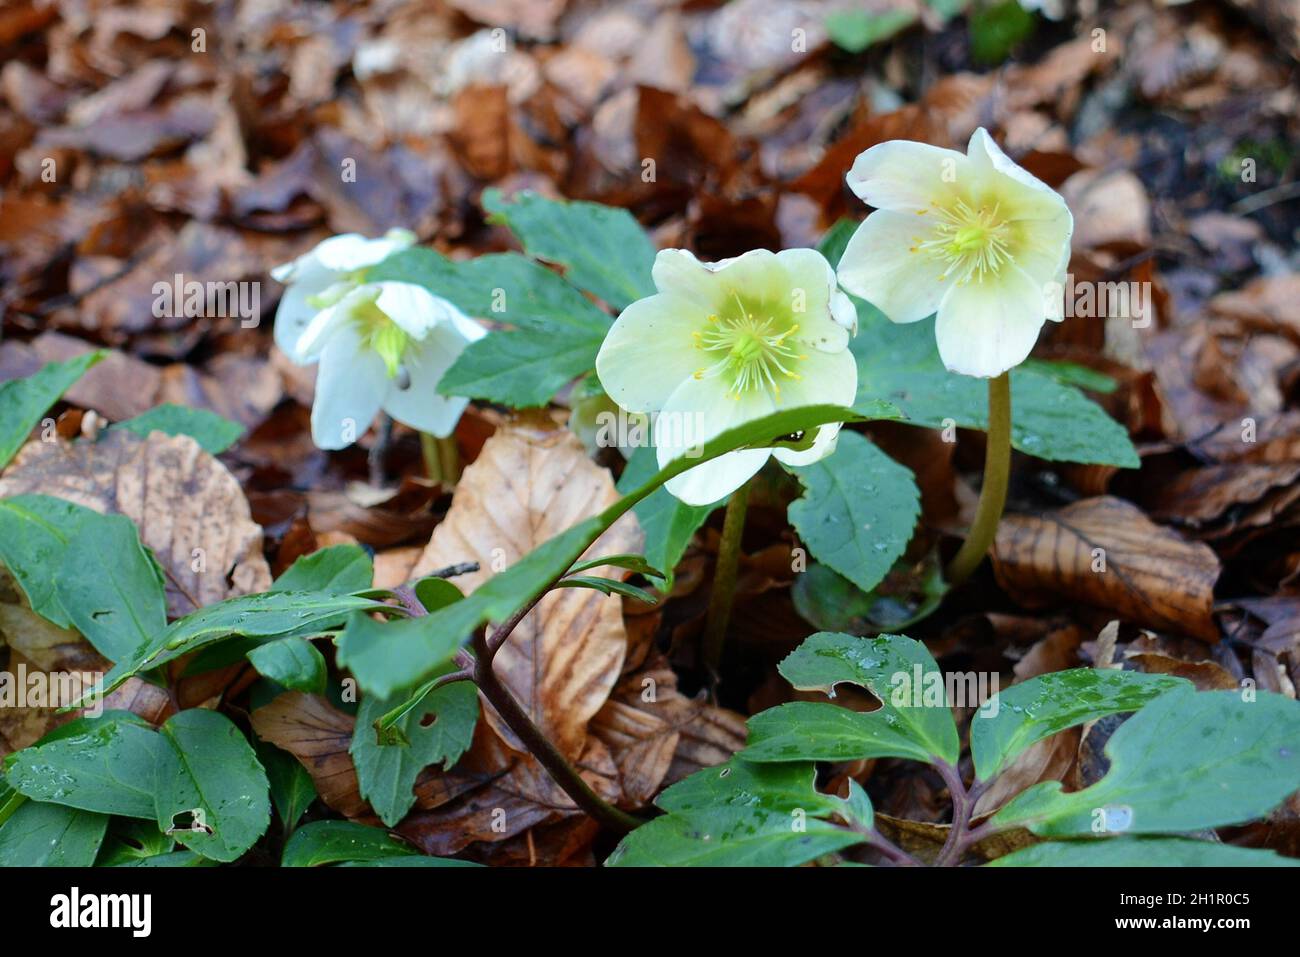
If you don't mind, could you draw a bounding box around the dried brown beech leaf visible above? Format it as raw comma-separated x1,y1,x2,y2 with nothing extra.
412,420,640,759
992,496,1221,642
0,430,272,617
250,692,371,820
590,656,747,807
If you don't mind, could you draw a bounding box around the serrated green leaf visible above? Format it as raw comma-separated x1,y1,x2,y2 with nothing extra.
567,553,665,579
281,820,419,867
4,713,164,819
351,677,479,827
792,558,946,634
439,326,608,408
971,668,1189,781
606,807,861,867
247,637,327,694
0,800,108,866
0,494,100,628
990,837,1300,867
271,544,374,595
338,404,866,698
0,351,104,469
994,688,1300,836
112,403,244,453
55,513,167,663
556,575,658,604
154,709,270,862
753,632,960,765
482,189,656,309
785,431,919,594
657,758,843,817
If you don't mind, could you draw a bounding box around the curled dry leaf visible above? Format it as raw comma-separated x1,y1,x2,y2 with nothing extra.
992,496,1221,642
0,429,272,617
412,419,640,760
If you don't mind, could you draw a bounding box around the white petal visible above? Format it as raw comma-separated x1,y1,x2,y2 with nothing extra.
1009,207,1074,292
966,128,1068,223
372,281,447,339
775,346,858,410
837,211,950,324
311,325,386,449
296,285,371,360
830,288,858,336
381,324,472,437
273,254,337,361
655,377,773,506
847,140,968,213
771,421,842,467
312,233,411,272
774,248,850,354
596,293,711,413
935,265,1045,378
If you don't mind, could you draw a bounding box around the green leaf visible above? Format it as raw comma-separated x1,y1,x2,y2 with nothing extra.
606,807,861,867
1022,358,1118,394
990,837,1300,867
0,780,23,827
616,445,717,591
112,403,244,453
55,513,167,663
370,246,615,408
970,0,1036,65
96,819,177,866
255,739,316,835
0,351,104,469
556,575,658,604
338,404,867,698
351,678,479,827
340,856,480,867
482,188,656,309
154,709,270,862
851,311,1138,467
971,669,1189,781
114,850,212,867
994,688,1300,836
271,544,374,595
785,431,919,594
83,590,389,706
0,494,100,628
657,758,844,818
4,713,164,818
281,820,421,867
792,559,945,633
0,800,108,866
744,632,960,765
826,9,916,53
566,553,665,579
247,637,327,694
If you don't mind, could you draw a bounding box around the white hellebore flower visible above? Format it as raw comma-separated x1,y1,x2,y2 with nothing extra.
837,127,1073,379
272,234,485,450
596,248,858,506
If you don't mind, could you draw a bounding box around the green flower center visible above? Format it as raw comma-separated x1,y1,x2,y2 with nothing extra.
692,293,806,399
915,199,1012,284
351,296,408,380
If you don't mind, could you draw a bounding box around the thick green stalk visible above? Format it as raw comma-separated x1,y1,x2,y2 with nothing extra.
945,372,1011,586
420,432,461,486
702,482,750,683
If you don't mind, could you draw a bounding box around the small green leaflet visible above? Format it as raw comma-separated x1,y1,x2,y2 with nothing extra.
154,709,270,863
270,543,374,595
0,800,108,866
971,668,1188,781
656,758,844,818
606,806,861,867
351,677,479,827
281,821,418,867
990,837,1300,868
112,403,244,453
826,9,916,52
482,188,656,309
785,431,920,594
994,688,1300,837
0,351,104,469
55,514,167,663
247,637,328,694
3,712,164,819
256,739,317,835
744,632,960,766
